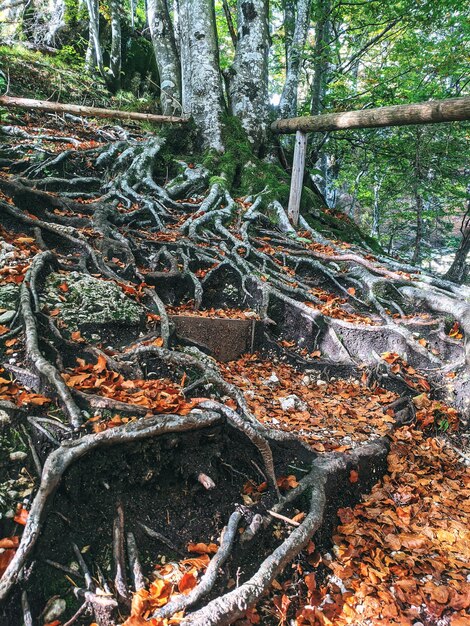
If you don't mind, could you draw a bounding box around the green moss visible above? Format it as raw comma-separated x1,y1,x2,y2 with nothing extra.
208,175,228,189
42,272,144,330
303,207,383,253
0,284,19,310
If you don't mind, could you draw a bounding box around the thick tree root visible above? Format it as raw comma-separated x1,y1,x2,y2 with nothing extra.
181,439,389,626
0,411,222,602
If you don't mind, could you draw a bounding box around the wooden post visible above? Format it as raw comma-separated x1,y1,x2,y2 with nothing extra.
287,130,308,227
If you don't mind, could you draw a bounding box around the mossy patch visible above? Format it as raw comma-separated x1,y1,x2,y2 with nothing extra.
42,272,144,330
0,284,19,311
303,207,383,253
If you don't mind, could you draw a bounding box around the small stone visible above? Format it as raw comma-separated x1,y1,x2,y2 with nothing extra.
263,372,280,386
9,451,27,462
5,509,14,519
301,375,310,386
0,410,11,426
244,311,258,318
43,598,66,623
316,380,327,386
278,394,307,412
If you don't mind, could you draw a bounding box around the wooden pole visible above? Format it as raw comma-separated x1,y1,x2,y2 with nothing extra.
0,96,188,125
271,96,470,134
287,130,308,227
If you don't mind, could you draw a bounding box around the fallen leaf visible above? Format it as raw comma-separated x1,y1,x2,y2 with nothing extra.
187,542,218,555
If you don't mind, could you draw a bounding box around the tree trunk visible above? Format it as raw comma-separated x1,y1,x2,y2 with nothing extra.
279,0,312,119
222,0,237,47
411,133,424,265
371,173,384,238
108,0,122,92
147,0,182,116
282,0,295,64
445,189,470,283
179,0,225,151
229,0,270,150
310,0,331,116
84,0,105,78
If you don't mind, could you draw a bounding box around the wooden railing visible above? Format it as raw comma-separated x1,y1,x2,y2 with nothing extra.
271,97,470,226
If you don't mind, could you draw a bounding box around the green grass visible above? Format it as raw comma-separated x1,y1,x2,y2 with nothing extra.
0,44,112,106
0,44,159,113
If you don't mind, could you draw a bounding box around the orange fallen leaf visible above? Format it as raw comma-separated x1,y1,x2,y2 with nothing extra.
187,542,218,555
14,506,28,526
178,571,197,593
349,469,359,483
277,475,299,490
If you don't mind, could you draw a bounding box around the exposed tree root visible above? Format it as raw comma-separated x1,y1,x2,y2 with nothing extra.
0,115,468,625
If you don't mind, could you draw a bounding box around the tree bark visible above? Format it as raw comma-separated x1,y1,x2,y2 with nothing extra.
84,0,105,78
179,0,225,151
272,96,470,133
411,131,424,265
0,96,188,124
108,0,122,92
229,0,270,150
445,187,470,284
310,0,331,116
370,173,384,238
222,0,237,47
279,0,312,119
147,0,182,116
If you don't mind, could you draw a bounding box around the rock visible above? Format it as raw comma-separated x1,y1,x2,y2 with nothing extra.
0,284,20,310
316,380,327,386
0,241,16,269
43,598,67,623
41,272,144,330
0,410,11,426
278,394,307,412
262,372,280,386
9,451,28,462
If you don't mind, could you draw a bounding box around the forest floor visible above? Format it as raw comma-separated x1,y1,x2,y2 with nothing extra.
0,108,469,626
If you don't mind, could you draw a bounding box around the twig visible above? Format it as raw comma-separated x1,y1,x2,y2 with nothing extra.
113,502,130,606
267,510,300,527
138,522,184,555
127,532,145,591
